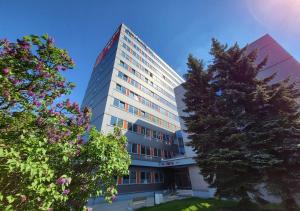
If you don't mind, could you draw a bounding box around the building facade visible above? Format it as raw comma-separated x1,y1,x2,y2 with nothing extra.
81,24,189,194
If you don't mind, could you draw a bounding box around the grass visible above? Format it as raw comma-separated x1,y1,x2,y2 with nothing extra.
137,197,285,211
137,197,238,211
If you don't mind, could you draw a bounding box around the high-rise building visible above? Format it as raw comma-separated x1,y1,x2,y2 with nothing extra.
81,24,191,194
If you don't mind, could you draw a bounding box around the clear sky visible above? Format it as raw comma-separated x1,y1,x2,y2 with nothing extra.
1,0,299,104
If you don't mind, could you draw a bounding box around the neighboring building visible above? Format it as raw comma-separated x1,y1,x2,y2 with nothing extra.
174,34,300,201
81,23,194,195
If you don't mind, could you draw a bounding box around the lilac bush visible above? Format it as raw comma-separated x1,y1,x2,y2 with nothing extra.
0,35,130,210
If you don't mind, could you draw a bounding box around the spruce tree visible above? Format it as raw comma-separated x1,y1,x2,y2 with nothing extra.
183,39,300,210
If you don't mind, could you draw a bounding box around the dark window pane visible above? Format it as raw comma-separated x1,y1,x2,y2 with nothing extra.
110,116,117,125
133,124,138,133
123,175,129,184
113,98,119,107
130,170,136,184
141,146,145,155
117,118,123,127
128,122,133,131
146,147,150,156
132,144,137,153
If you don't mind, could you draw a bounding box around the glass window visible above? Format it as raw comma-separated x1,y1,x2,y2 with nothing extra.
141,145,145,155
146,147,150,156
153,131,157,139
141,172,146,184
159,172,164,183
123,175,129,184
141,127,146,135
158,149,161,157
113,98,119,107
120,101,125,109
117,118,123,128
146,172,151,183
110,116,117,126
132,143,137,154
129,91,134,98
154,148,158,157
130,170,136,184
134,107,139,116
141,110,145,117
129,105,134,114
155,172,159,183
116,84,121,91
133,124,138,133
127,122,133,131
146,128,151,137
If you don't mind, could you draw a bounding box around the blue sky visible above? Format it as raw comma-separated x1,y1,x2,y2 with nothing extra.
1,0,299,104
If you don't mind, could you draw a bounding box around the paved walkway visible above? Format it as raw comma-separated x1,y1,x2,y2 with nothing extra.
89,190,193,211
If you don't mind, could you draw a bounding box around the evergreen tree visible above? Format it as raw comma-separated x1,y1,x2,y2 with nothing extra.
183,39,300,210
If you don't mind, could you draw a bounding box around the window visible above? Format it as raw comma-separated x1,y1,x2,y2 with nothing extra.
140,110,145,117
154,148,158,157
141,127,146,135
130,170,136,184
113,98,119,107
123,175,129,184
159,172,164,183
120,101,125,109
153,131,157,139
146,147,150,156
158,149,161,157
141,145,145,155
116,84,121,91
128,105,134,114
141,172,146,184
134,107,138,116
146,172,151,183
133,124,138,133
110,116,117,126
127,122,133,131
155,172,159,183
117,118,123,128
141,171,151,184
129,91,134,98
146,128,151,137
132,143,137,154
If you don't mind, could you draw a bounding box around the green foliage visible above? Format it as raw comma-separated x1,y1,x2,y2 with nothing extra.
183,40,300,210
0,35,130,210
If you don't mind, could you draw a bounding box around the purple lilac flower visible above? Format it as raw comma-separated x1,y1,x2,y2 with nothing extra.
34,101,41,107
111,195,117,201
56,177,67,185
2,68,9,75
62,189,70,195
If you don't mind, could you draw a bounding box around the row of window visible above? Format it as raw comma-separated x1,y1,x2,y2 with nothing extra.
116,83,179,121
117,71,177,111
113,98,178,131
83,42,117,107
122,41,177,89
120,49,174,94
124,30,178,88
119,60,175,101
110,116,175,144
119,170,164,185
128,142,175,159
